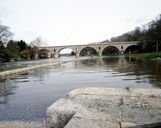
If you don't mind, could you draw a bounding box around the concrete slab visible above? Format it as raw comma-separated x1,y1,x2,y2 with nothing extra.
65,118,120,128
46,87,161,128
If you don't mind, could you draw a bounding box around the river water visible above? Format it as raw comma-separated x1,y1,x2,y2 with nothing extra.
0,56,161,122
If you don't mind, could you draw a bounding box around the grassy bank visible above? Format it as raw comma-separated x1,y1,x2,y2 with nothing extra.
138,52,161,60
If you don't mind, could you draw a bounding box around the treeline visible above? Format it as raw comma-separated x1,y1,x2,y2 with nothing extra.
110,14,161,52
0,40,40,62
0,22,46,62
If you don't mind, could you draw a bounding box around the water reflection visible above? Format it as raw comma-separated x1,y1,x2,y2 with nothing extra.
74,56,128,72
74,57,161,88
0,78,17,104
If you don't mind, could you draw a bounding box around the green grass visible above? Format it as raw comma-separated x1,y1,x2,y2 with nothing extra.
139,52,161,60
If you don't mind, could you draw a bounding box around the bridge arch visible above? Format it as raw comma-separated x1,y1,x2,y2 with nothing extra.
79,46,98,56
58,47,76,57
124,45,141,54
102,46,119,56
38,49,51,58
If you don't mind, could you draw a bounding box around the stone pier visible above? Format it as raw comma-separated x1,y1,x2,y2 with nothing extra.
46,87,161,128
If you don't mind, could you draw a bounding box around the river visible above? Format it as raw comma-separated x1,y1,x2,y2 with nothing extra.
0,56,161,122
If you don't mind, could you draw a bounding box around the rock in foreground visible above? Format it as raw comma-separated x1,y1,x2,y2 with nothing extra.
46,87,161,128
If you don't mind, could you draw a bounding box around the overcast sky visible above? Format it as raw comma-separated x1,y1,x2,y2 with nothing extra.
0,0,161,46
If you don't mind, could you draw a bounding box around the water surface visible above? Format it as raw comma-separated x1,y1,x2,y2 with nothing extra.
0,56,161,122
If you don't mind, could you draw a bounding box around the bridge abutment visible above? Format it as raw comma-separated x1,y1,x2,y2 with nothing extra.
53,53,59,59
75,52,80,58
98,51,102,56
120,50,125,54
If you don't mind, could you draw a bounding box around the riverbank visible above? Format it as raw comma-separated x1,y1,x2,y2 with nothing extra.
46,87,161,128
0,60,68,78
128,52,161,61
139,52,161,60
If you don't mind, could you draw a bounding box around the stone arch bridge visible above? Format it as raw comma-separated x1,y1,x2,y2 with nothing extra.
39,41,140,58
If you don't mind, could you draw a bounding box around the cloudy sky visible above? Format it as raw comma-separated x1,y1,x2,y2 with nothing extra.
0,0,161,46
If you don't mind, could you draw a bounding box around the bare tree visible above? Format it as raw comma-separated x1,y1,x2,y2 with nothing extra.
0,22,13,43
29,37,48,59
30,37,47,47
